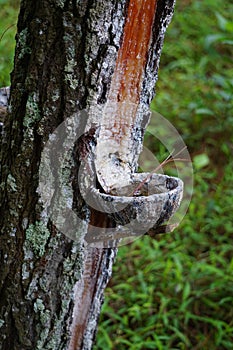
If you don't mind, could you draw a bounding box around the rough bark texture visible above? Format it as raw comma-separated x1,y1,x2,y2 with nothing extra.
0,0,175,349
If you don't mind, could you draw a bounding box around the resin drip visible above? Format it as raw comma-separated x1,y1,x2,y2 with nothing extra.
96,0,157,193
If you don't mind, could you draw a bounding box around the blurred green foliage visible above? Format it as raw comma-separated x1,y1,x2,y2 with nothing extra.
0,0,232,349
0,0,19,86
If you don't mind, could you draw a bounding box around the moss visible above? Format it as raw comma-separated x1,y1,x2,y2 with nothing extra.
23,92,41,128
6,173,17,192
25,221,50,257
34,298,51,350
55,0,65,9
64,56,79,90
18,28,32,60
34,298,50,325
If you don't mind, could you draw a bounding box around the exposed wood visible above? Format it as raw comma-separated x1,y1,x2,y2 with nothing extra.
96,0,158,193
68,248,117,350
110,0,157,103
95,0,176,195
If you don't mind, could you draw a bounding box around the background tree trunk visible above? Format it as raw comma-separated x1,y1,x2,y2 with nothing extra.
0,0,175,349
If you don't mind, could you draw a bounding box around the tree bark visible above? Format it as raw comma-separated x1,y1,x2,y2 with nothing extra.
0,0,175,349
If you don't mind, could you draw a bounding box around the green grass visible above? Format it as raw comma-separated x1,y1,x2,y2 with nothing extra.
0,0,19,86
1,0,232,349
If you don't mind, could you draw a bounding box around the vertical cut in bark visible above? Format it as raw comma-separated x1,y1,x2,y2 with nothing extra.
96,0,158,193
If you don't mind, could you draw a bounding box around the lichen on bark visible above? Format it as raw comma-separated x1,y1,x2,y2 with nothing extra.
24,222,50,257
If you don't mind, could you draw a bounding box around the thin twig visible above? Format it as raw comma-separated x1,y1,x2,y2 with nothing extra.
132,146,188,196
0,24,16,44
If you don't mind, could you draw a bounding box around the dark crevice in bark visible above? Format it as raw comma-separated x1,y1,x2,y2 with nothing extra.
66,0,95,111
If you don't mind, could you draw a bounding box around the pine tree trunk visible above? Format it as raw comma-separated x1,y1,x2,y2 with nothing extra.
0,0,175,349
